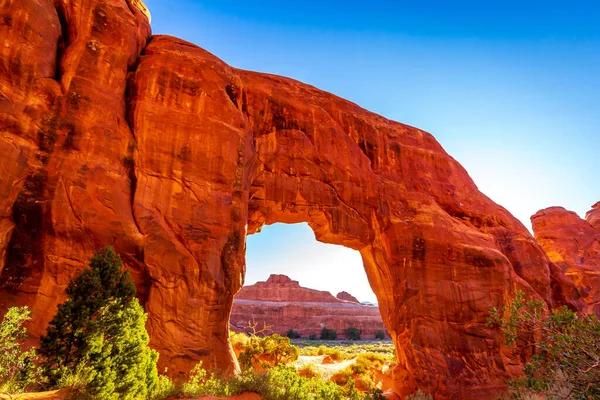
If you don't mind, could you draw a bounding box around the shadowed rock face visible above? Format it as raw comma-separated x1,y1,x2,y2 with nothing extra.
0,0,587,398
532,205,600,316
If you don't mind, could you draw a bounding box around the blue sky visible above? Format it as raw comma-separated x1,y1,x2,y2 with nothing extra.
144,1,599,302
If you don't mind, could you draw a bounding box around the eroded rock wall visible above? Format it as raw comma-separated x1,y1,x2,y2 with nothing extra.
532,205,600,315
0,1,587,398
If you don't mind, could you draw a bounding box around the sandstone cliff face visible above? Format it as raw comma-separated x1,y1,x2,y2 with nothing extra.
231,274,385,339
0,1,587,398
532,205,600,315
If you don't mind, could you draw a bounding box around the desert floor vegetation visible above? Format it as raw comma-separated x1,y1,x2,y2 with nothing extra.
6,249,596,399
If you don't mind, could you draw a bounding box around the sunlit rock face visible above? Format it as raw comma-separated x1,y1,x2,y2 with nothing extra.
337,291,360,303
0,0,587,398
231,274,386,339
532,204,600,316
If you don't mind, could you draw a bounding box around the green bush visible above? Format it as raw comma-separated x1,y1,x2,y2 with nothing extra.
286,329,302,339
375,330,385,340
0,306,39,393
308,333,318,340
238,333,299,369
488,290,600,399
344,327,361,340
320,327,337,340
39,247,158,399
317,346,344,361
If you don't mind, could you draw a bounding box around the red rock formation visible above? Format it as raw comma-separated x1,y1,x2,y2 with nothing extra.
586,202,600,230
532,204,600,315
337,291,360,303
231,275,385,338
0,0,586,398
236,274,343,303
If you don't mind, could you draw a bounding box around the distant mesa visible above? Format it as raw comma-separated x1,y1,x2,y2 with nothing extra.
336,291,360,303
231,274,388,339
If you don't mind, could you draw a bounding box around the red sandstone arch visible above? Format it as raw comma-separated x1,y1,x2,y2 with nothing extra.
0,1,584,398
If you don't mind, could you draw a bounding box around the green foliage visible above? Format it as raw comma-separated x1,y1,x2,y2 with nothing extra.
153,363,388,400
405,389,433,400
308,333,318,340
149,374,178,400
182,362,228,397
287,329,302,339
332,352,390,390
320,327,337,340
317,346,344,361
344,327,361,340
375,330,385,340
488,290,600,399
0,306,39,393
39,247,158,399
298,342,395,359
238,333,299,370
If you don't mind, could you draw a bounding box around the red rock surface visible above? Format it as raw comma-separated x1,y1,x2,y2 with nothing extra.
231,275,386,338
337,291,360,303
236,274,343,303
0,0,587,398
532,204,600,315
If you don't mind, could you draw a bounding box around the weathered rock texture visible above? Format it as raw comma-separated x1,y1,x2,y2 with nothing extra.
337,291,360,303
532,204,600,316
0,0,588,398
231,274,386,338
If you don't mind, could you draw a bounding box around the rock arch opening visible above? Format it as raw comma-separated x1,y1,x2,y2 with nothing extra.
232,222,387,340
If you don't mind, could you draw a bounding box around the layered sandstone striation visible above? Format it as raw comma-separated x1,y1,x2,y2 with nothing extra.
0,0,590,398
532,204,600,315
231,274,386,338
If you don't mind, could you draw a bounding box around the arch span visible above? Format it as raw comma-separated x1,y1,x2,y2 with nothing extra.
0,2,583,398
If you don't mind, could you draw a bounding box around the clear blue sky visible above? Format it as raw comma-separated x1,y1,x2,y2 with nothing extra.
144,0,600,303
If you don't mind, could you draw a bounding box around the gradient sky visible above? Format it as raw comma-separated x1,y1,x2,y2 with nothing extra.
144,0,599,303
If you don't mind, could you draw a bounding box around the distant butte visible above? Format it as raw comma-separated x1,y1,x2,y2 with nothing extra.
231,274,385,339
0,0,598,398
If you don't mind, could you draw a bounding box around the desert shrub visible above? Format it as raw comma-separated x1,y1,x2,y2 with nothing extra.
298,363,319,378
39,247,158,399
344,327,361,340
356,352,388,368
149,374,179,400
375,330,385,340
320,327,337,340
182,362,228,397
238,333,299,369
317,346,344,361
488,290,600,399
0,306,39,393
406,389,433,399
308,333,318,340
287,329,302,339
265,365,347,400
331,367,354,386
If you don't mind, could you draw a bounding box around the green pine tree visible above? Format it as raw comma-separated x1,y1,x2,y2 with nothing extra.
74,298,158,399
39,247,158,398
0,306,38,393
